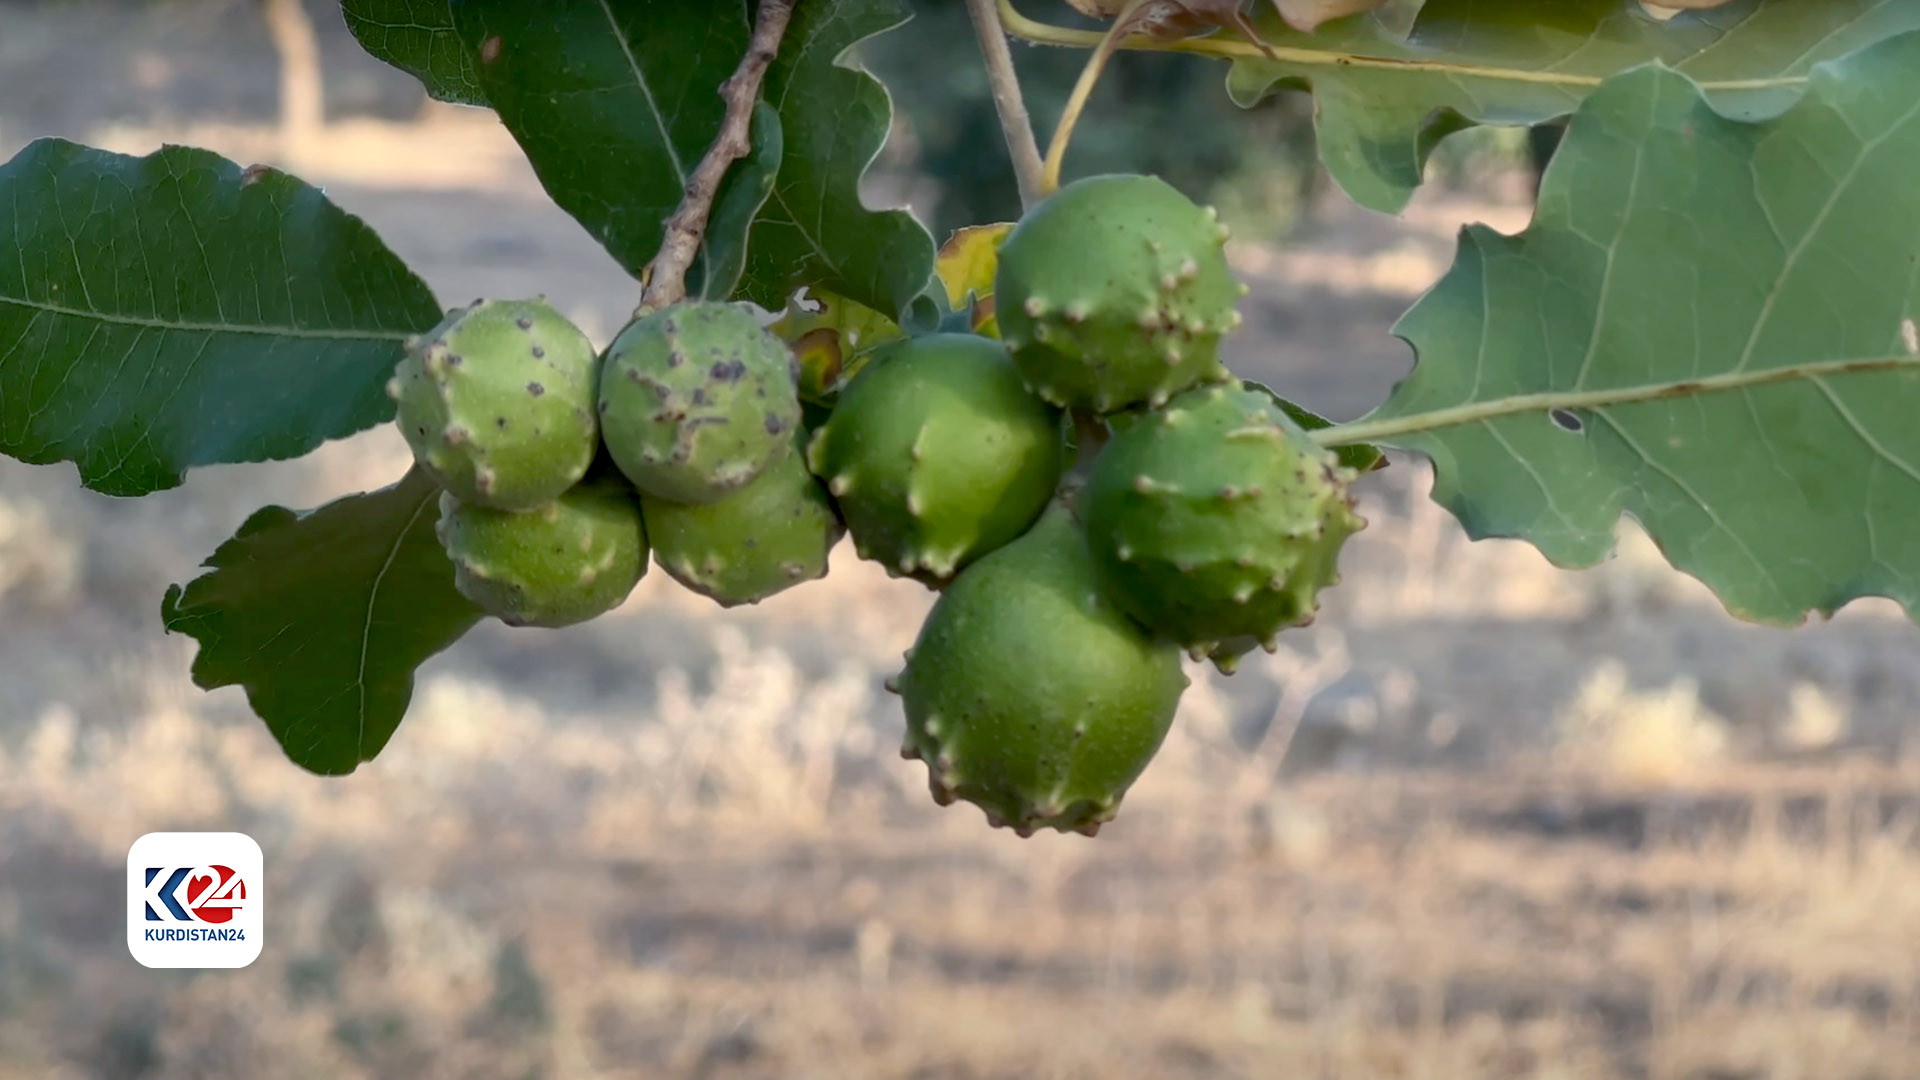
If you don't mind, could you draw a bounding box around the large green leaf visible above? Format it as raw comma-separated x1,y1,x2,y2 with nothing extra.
0,140,442,495
1342,33,1920,624
162,469,482,775
427,1,930,319
734,0,936,319
1218,0,1920,212
450,2,756,281
341,0,487,107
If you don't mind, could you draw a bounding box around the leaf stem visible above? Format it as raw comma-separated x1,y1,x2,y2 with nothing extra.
1039,0,1152,196
636,0,795,317
995,0,1805,94
1311,354,1920,448
965,0,1047,212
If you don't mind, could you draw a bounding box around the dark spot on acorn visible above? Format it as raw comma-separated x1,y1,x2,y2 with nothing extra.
764,413,786,436
692,389,710,406
711,359,746,382
1551,409,1584,432
496,418,508,430
516,316,533,330
447,354,463,367
668,350,685,368
598,400,611,414
527,382,545,397
531,346,546,359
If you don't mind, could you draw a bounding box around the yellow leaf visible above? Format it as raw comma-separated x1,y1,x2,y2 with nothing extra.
936,223,1014,337
767,288,903,403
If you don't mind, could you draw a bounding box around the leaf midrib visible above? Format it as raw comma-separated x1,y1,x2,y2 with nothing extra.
0,295,412,342
357,483,439,756
1318,353,1920,447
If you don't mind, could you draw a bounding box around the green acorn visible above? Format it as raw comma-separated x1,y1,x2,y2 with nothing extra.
641,432,844,608
598,301,801,504
896,505,1188,837
995,174,1243,412
1080,381,1363,671
436,479,649,628
806,333,1064,584
389,298,601,510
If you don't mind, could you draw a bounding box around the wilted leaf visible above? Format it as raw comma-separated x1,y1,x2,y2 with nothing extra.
1267,0,1393,33
0,140,442,495
768,288,903,404
936,223,1015,337
1354,32,1920,624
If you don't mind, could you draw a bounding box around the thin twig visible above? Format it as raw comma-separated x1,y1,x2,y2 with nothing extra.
964,0,1047,211
637,0,795,316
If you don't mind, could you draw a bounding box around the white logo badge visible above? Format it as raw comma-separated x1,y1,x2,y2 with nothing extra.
126,832,264,969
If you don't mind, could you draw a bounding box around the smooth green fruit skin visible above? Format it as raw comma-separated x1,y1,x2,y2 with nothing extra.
995,174,1241,413
436,480,649,628
390,298,601,510
642,432,844,608
806,333,1064,584
599,301,802,504
898,506,1188,837
1082,382,1363,671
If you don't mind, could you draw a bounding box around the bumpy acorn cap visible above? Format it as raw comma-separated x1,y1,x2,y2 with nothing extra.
1080,381,1364,671
995,174,1244,413
641,430,844,608
598,301,802,504
896,504,1188,837
389,298,602,511
805,333,1064,585
435,478,649,628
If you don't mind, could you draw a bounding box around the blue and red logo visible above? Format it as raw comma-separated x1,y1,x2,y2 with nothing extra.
128,833,263,967
142,865,247,925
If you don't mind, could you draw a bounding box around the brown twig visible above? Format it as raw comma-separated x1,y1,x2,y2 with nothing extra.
637,0,795,316
964,0,1047,211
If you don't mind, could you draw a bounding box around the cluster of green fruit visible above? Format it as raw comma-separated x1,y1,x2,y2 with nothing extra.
389,294,837,624
388,174,1363,839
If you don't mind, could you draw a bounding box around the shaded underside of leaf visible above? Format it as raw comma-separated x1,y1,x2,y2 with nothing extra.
739,0,936,320
1221,0,1920,213
0,139,444,495
161,468,482,775
341,0,488,107
1369,32,1920,625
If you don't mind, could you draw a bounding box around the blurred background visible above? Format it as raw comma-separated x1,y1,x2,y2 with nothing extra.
1,2,1918,1078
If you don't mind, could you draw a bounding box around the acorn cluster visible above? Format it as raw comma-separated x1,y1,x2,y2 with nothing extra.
390,297,835,627
388,173,1364,839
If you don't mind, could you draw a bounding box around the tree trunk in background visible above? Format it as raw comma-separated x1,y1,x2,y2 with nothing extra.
261,0,324,164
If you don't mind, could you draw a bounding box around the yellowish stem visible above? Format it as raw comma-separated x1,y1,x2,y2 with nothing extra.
1039,0,1154,196
997,0,1802,94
